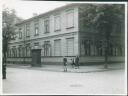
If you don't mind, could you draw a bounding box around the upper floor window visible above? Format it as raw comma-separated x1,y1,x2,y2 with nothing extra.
54,15,61,31
66,10,74,29
26,23,30,37
34,21,39,36
44,19,49,33
19,28,22,39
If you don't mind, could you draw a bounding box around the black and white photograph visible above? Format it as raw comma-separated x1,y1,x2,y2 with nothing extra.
1,0,127,95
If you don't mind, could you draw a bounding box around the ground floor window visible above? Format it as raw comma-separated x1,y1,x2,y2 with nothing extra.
18,45,22,57
7,49,11,57
12,46,17,57
26,44,31,57
96,40,104,56
66,38,74,56
80,40,91,56
9,45,31,58
43,41,51,56
54,39,61,56
80,39,124,56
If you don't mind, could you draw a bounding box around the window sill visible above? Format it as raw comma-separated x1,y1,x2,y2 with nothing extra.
34,34,39,36
66,26,74,29
26,36,30,38
54,29,61,32
44,32,50,34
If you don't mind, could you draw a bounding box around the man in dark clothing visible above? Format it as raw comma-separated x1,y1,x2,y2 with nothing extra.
63,57,67,72
71,58,75,68
75,56,79,69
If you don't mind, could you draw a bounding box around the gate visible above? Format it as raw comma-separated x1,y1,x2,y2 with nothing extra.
31,49,41,67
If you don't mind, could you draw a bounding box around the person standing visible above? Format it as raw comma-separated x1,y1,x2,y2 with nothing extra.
71,58,75,68
75,56,79,69
63,56,67,72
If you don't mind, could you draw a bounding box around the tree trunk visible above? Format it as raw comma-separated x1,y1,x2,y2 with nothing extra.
3,52,7,79
104,47,108,69
104,38,109,69
3,38,8,79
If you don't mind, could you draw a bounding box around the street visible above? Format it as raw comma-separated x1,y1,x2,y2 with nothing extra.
3,67,126,95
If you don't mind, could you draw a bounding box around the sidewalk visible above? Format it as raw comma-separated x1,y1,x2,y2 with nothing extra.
7,63,125,73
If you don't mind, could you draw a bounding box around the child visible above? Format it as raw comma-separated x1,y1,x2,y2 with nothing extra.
63,56,67,72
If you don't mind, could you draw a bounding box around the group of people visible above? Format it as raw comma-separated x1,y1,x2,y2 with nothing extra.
63,56,79,72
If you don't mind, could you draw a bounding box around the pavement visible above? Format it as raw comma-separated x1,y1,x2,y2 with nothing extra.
3,66,126,95
6,63,125,73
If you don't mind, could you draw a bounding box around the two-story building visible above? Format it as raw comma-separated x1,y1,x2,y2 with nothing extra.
7,3,125,65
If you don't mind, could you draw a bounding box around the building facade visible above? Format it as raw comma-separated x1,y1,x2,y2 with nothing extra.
7,4,125,65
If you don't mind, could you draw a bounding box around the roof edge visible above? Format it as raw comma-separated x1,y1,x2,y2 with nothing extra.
15,3,81,26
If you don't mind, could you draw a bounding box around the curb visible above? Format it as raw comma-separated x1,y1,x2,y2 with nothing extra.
7,66,123,73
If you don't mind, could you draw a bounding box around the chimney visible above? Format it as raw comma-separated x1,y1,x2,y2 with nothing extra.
33,13,38,17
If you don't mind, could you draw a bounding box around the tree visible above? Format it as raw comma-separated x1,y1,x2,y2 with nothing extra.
82,4,124,68
2,8,23,79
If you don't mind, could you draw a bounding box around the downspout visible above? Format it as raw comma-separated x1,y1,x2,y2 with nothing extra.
78,7,80,57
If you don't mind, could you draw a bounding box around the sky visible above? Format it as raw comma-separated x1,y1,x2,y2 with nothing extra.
1,0,127,20
2,0,71,20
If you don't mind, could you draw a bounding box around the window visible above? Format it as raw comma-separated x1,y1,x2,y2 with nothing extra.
12,46,17,57
15,47,17,57
54,15,61,31
66,10,74,28
10,49,12,57
11,30,16,39
54,39,61,56
26,43,31,57
44,41,51,56
44,19,49,33
11,48,13,57
66,38,74,56
34,42,39,49
97,41,103,56
19,28,22,39
34,21,39,35
80,40,91,56
26,24,30,37
80,39,124,56
22,47,25,57
18,45,22,57
7,49,11,57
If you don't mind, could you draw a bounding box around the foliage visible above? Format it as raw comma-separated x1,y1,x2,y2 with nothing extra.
81,4,124,43
2,8,23,55
2,8,23,78
80,4,124,66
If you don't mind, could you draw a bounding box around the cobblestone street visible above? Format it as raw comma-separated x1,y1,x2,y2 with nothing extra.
3,65,126,95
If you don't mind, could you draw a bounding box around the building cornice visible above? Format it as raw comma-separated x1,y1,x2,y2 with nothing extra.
9,31,78,45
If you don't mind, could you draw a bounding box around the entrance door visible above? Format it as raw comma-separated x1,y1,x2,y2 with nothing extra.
31,49,41,67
